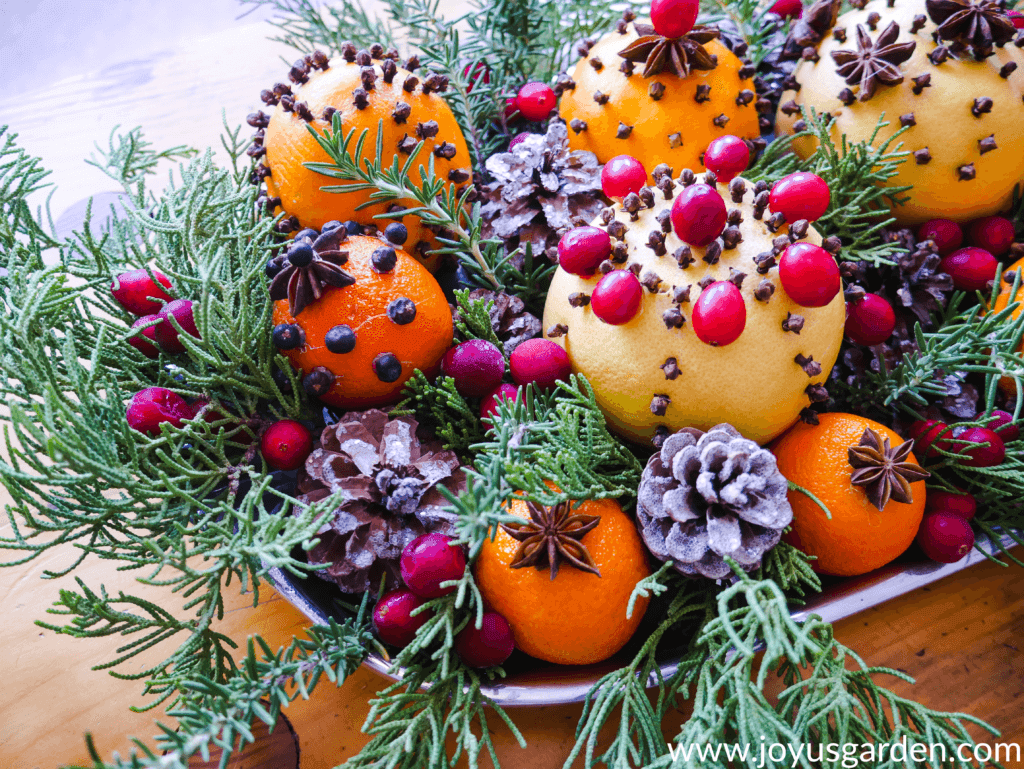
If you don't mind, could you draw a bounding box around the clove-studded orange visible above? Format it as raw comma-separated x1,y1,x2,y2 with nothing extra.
474,495,651,666
771,412,928,576
557,10,760,181
775,0,1024,224
270,233,453,408
249,45,471,270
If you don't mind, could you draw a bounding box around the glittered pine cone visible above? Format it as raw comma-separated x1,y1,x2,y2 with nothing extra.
636,424,793,579
299,409,466,593
479,121,605,260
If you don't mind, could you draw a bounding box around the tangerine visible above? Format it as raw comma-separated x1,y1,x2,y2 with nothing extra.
261,52,471,270
993,256,1024,397
770,412,927,577
272,235,453,408
474,496,651,666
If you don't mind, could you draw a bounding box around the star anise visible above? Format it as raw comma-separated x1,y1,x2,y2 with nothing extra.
832,22,916,101
848,429,930,511
269,228,355,316
618,23,720,78
782,0,843,59
927,0,1015,54
500,500,602,580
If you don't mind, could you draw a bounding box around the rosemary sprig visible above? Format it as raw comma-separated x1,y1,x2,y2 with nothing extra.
305,116,555,310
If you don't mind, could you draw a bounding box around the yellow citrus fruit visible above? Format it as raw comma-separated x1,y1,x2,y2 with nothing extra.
775,0,1024,225
770,412,927,576
474,496,651,666
542,173,845,445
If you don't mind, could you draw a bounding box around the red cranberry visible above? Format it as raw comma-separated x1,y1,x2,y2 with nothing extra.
481,383,520,420
401,533,467,599
454,611,515,668
515,82,556,122
909,419,950,459
126,387,191,436
952,427,1005,467
508,132,530,149
504,98,518,119
967,216,1015,256
670,183,727,247
111,268,173,316
509,338,572,391
939,247,998,292
779,242,841,308
769,0,803,18
601,155,647,198
702,135,750,183
442,340,506,398
462,61,490,93
916,512,975,563
154,299,200,354
373,589,433,647
261,419,313,471
916,219,963,256
128,315,162,359
692,281,746,346
590,269,643,325
986,409,1020,442
558,226,611,276
650,0,699,37
925,489,977,521
1011,10,1024,28
844,292,895,346
769,172,830,223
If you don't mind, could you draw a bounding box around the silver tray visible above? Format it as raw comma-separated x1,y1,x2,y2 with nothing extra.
267,534,1018,707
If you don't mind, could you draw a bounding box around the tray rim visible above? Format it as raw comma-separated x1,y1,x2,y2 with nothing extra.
266,534,1019,707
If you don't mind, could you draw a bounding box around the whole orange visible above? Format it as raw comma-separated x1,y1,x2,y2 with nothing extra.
262,54,471,270
770,413,927,577
474,496,651,666
993,256,1024,397
272,235,453,408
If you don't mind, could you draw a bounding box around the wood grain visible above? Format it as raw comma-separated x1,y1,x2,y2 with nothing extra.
0,6,1022,769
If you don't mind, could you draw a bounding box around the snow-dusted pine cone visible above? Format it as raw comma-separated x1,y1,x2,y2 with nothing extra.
636,424,793,579
479,121,604,260
300,410,465,593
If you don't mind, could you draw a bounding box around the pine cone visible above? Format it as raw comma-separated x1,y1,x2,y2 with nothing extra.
479,121,605,259
832,228,974,419
458,288,541,356
636,424,793,580
299,410,466,593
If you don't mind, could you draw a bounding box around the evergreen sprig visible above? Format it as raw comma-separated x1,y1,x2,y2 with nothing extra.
71,611,373,769
306,115,555,311
395,370,485,452
0,125,330,720
660,569,996,768
747,109,911,267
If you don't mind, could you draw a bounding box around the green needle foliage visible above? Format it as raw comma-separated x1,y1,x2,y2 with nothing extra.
306,115,554,311
748,109,911,267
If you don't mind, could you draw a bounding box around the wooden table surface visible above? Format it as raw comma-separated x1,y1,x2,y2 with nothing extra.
1,4,1023,768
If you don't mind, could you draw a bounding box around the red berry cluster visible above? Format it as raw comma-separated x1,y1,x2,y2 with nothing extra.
919,216,1015,293
113,269,201,358
372,533,515,667
441,336,571,421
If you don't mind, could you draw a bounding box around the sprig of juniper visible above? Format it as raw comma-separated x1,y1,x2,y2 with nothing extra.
747,109,911,267
305,116,555,310
0,126,331,721
70,610,373,769
394,370,485,452
658,568,996,768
